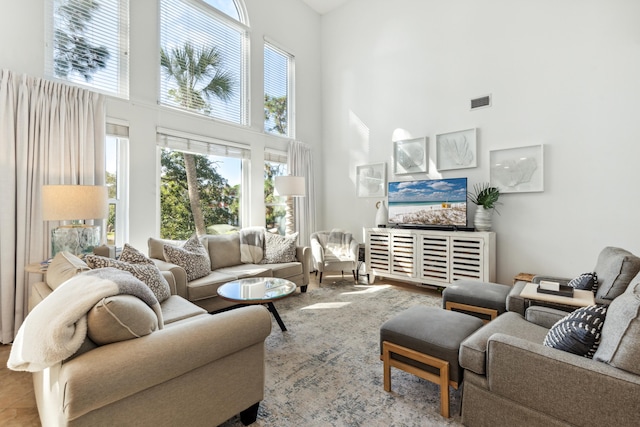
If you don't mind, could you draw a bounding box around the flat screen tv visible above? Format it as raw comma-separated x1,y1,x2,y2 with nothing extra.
387,177,468,228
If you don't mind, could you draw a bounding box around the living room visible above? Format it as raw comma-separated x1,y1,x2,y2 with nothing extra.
2,0,640,425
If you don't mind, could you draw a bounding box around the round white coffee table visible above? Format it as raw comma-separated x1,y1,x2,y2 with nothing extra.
217,277,296,331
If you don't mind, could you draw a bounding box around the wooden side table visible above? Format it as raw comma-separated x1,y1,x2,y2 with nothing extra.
519,282,595,311
513,272,536,284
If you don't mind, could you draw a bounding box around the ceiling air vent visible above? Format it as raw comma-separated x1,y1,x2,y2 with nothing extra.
471,94,491,110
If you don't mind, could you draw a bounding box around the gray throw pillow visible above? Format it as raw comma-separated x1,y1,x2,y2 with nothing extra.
593,247,640,301
261,232,298,264
85,255,171,302
87,295,159,345
567,272,597,291
163,234,211,281
593,278,640,375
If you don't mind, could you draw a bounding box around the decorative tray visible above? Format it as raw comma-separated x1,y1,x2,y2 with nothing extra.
536,284,574,298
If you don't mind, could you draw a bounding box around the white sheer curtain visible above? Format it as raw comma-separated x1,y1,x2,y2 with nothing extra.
0,70,105,344
288,140,316,247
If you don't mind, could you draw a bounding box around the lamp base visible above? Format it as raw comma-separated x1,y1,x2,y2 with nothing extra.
51,225,100,257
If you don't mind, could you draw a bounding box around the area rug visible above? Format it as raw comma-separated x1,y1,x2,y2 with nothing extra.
220,281,463,427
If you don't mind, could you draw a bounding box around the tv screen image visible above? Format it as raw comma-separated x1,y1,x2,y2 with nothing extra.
387,177,468,227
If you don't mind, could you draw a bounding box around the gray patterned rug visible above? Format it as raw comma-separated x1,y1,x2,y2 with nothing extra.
220,281,463,427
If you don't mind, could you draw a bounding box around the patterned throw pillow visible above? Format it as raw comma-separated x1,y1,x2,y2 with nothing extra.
85,255,171,302
119,243,155,265
543,305,608,358
567,272,598,291
261,232,298,264
163,234,211,281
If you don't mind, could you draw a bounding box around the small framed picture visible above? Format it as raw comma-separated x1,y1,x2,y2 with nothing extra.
356,163,387,197
490,144,544,193
436,128,477,171
393,137,428,175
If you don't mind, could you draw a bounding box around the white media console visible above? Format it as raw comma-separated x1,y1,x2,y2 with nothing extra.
364,227,496,287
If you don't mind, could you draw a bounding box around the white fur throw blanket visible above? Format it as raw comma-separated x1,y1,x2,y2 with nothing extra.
240,227,265,263
327,229,353,258
8,268,162,372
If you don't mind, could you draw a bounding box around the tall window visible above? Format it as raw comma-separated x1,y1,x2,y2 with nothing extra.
264,151,288,235
160,0,249,125
105,123,129,246
45,0,130,98
157,131,248,239
264,41,294,137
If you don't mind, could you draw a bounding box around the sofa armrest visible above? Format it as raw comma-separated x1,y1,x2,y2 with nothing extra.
486,333,640,426
296,246,312,285
349,239,359,262
152,259,188,298
58,305,272,422
310,239,324,271
524,306,568,329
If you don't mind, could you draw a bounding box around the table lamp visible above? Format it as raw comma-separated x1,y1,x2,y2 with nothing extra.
274,176,306,236
42,185,109,257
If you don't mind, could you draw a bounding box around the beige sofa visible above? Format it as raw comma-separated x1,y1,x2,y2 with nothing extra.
27,252,272,426
149,233,312,312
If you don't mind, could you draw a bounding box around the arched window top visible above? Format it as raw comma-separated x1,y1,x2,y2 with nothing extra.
203,0,248,25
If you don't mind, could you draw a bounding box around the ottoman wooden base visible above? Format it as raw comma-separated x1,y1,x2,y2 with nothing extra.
382,341,456,418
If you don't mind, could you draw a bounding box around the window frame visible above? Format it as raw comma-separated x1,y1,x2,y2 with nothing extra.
105,122,130,247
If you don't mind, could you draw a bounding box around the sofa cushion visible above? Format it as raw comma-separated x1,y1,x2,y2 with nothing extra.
593,278,640,375
567,272,598,291
160,295,208,324
205,233,242,269
459,312,548,375
46,251,90,290
543,305,607,358
267,261,303,279
163,234,211,281
594,247,640,301
262,232,298,264
87,295,159,345
186,271,238,302
85,255,171,302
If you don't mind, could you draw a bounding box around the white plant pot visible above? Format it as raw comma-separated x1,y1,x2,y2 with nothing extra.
474,206,493,231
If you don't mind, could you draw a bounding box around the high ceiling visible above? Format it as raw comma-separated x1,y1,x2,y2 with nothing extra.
300,0,349,15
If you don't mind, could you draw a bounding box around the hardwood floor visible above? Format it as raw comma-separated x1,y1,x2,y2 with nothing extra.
0,271,440,426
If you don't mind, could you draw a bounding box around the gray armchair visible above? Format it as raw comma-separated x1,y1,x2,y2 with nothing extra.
310,230,359,283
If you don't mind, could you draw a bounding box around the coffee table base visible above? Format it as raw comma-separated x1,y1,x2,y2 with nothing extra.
267,302,287,331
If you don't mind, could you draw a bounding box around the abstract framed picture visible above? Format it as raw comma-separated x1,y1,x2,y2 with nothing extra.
490,144,544,193
356,163,387,198
436,128,477,171
393,137,428,175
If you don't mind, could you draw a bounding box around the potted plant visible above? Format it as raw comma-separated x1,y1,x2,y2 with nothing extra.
468,183,501,231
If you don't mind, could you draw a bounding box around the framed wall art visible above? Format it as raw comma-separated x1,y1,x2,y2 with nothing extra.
490,144,544,193
436,128,477,171
393,136,428,175
356,162,387,197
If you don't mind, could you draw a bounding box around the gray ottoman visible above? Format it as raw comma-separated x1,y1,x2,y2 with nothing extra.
442,280,511,323
380,306,484,418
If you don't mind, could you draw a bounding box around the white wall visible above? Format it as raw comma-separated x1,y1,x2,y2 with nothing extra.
320,0,640,284
0,0,322,251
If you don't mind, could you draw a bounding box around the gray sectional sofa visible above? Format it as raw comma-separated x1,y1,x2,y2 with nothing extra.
458,246,640,426
148,232,312,312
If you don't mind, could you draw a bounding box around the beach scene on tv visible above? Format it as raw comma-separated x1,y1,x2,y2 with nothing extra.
388,178,467,226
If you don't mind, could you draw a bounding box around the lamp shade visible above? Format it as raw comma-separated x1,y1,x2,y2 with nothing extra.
274,176,306,197
42,185,109,221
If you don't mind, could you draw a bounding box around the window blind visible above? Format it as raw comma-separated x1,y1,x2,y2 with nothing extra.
157,130,250,159
160,0,249,125
264,40,294,137
45,0,130,98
